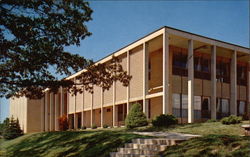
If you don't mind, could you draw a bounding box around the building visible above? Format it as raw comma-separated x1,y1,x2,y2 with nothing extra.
9,26,250,133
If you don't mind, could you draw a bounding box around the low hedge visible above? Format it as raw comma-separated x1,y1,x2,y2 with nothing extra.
221,115,242,125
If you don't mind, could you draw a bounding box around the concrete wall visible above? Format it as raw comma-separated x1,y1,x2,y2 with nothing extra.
115,54,127,102
150,96,162,119
9,97,28,133
129,46,143,99
27,99,42,132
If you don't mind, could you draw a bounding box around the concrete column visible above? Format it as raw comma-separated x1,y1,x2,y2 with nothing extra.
74,113,77,129
113,82,116,126
90,93,93,127
55,93,59,131
41,96,45,132
50,92,54,131
60,87,64,116
143,42,149,118
188,39,194,123
81,90,84,127
247,62,250,117
163,28,170,114
67,91,69,119
127,51,130,115
230,50,237,115
101,89,104,127
44,92,48,131
211,45,217,119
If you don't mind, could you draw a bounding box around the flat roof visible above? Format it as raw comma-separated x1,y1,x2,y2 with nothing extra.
65,26,249,80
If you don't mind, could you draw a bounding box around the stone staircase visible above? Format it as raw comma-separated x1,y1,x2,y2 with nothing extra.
110,138,186,157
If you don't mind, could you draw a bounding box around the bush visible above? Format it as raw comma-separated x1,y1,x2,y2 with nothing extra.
152,114,178,127
103,124,109,128
125,103,148,129
2,116,23,140
221,115,242,125
58,115,69,131
92,124,97,129
81,126,86,130
206,119,217,123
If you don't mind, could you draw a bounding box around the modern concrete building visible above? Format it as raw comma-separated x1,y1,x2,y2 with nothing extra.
10,26,250,133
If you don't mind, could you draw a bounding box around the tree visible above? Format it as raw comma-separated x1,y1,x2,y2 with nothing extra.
125,103,148,129
0,0,131,99
2,116,23,140
58,114,69,131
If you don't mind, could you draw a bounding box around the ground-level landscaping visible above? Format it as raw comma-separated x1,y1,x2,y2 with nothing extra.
0,130,149,157
0,121,249,157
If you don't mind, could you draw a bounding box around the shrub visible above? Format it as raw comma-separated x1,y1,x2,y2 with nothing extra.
221,115,242,125
206,119,217,123
125,103,148,129
81,126,87,130
103,124,109,128
58,115,69,131
2,116,23,140
152,114,178,127
92,124,97,129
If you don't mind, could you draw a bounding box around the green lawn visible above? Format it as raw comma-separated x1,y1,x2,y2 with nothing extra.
135,121,249,136
0,130,149,157
0,121,249,157
163,135,250,157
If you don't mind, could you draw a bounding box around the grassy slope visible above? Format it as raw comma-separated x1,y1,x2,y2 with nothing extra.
0,121,249,157
136,121,248,136
0,130,149,157
163,135,250,157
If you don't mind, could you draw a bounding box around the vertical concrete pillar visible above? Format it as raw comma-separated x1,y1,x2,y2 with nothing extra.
50,92,54,131
44,92,48,131
73,113,78,129
90,93,93,127
101,89,104,127
81,90,84,127
60,87,64,116
230,50,237,115
73,78,77,129
55,93,59,131
143,42,149,118
41,96,45,132
127,51,130,115
188,39,194,123
247,62,250,117
163,28,170,114
113,82,116,126
211,45,217,119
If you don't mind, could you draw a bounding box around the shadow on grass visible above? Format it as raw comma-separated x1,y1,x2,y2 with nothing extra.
3,130,149,157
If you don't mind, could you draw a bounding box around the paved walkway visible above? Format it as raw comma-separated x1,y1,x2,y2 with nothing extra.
133,132,201,140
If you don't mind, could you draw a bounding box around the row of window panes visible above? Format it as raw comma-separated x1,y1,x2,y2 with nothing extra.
172,52,247,85
172,93,246,119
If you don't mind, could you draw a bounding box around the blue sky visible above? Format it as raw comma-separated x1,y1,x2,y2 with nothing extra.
0,0,249,122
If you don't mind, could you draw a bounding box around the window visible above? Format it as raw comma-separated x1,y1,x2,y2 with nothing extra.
238,101,245,115
172,94,181,118
194,96,201,119
172,94,188,118
221,99,229,114
217,98,229,119
216,60,230,83
173,52,188,76
148,61,151,80
237,65,247,86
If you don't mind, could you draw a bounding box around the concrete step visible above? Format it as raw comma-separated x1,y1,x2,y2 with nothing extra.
110,152,160,157
132,138,185,145
117,148,159,155
124,143,168,151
